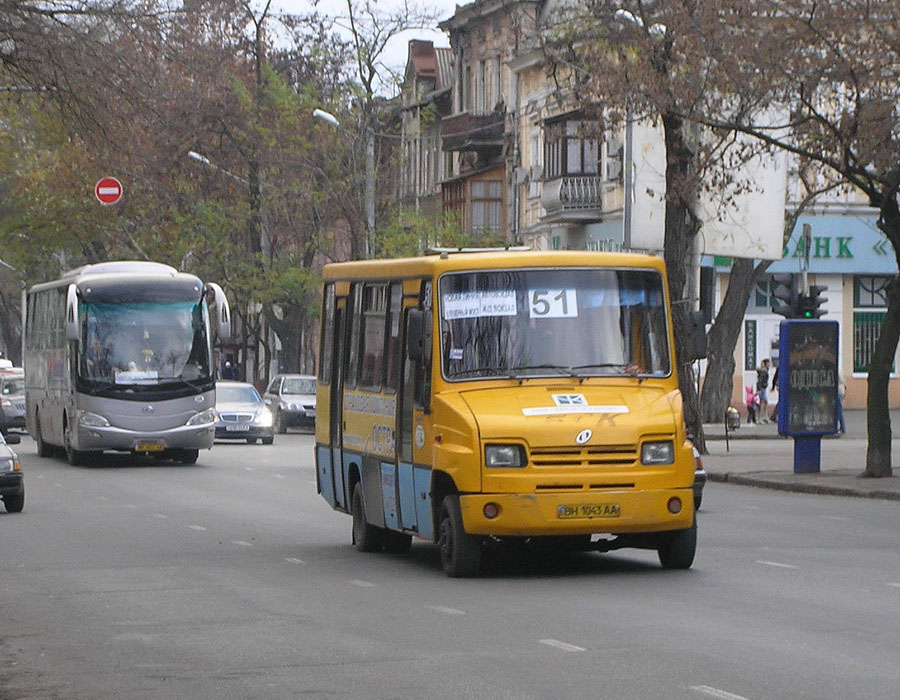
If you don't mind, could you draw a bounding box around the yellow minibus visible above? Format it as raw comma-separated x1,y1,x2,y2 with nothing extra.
315,250,705,576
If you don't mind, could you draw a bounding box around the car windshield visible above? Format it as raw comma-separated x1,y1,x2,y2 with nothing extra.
217,384,261,404
80,300,211,386
439,267,671,380
1,378,24,395
282,378,316,394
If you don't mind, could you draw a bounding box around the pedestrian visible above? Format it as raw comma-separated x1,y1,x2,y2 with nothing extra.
770,364,779,421
836,375,846,433
222,360,236,380
756,358,771,423
745,385,759,424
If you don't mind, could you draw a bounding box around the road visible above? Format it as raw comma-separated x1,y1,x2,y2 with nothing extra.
2,432,900,700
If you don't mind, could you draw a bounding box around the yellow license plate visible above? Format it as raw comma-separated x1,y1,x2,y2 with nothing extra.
557,503,621,519
135,442,165,452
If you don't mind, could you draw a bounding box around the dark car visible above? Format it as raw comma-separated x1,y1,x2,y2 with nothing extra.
263,374,316,433
214,381,275,444
0,371,25,435
0,432,24,512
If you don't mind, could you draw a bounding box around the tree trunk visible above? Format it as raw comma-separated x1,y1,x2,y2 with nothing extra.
865,194,900,477
699,258,771,422
264,302,306,374
661,112,705,452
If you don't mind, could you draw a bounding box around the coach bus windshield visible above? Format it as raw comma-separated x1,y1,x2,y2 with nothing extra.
439,268,670,381
80,300,211,388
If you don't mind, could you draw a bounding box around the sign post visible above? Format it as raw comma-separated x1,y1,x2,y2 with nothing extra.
94,177,123,205
777,320,839,473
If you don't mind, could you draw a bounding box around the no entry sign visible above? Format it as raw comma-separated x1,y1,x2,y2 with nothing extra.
94,176,123,205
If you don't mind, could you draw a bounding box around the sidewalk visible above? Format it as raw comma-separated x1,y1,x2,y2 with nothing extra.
699,409,900,502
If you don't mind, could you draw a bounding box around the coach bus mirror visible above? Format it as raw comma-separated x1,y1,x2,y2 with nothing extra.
407,309,425,362
65,284,80,342
206,283,232,342
687,310,708,361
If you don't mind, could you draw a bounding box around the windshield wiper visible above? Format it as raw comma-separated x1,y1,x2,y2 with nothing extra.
449,367,513,379
571,363,644,377
507,364,584,381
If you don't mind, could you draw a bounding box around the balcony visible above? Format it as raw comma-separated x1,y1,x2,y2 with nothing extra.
440,111,505,153
540,175,620,223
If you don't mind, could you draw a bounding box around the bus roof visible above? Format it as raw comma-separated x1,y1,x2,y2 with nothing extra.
322,250,666,282
26,261,187,294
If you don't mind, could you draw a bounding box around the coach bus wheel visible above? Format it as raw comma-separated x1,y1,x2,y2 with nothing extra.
64,426,88,466
657,520,697,570
383,530,412,554
4,493,24,513
34,414,52,458
438,495,482,578
351,482,385,552
178,449,199,465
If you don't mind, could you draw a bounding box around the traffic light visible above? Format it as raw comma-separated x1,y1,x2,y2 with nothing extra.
799,284,827,318
771,273,800,318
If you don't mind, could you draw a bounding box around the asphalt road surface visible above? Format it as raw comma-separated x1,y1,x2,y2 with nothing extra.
2,432,899,700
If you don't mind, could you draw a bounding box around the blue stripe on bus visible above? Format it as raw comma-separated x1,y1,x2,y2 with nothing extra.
381,462,399,529
413,466,433,540
398,462,418,530
315,444,336,506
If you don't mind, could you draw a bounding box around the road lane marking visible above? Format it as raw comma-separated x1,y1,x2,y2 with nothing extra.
539,639,585,652
152,513,168,519
273,474,285,479
756,560,799,570
231,540,253,547
350,579,375,588
691,685,753,700
284,557,305,564
54,483,62,488
429,605,466,615
189,525,207,531
822,515,852,521
887,582,900,589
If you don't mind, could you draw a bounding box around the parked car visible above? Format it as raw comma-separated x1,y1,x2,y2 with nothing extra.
0,432,24,512
0,371,26,435
214,381,275,444
263,374,317,433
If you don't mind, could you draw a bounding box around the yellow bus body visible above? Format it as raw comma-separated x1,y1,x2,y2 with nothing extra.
315,251,696,574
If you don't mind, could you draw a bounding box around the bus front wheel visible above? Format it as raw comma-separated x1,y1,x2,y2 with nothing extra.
351,482,384,552
64,425,88,466
34,414,52,458
438,495,482,578
657,521,697,570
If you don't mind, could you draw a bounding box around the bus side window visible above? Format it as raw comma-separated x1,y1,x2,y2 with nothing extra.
409,280,433,412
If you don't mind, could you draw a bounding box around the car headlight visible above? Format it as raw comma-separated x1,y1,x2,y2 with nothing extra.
1,399,10,407
641,440,674,465
485,444,526,468
186,408,217,426
254,407,273,427
78,410,111,428
0,457,16,472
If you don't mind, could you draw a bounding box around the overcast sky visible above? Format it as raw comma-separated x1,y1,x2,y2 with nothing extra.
271,0,460,76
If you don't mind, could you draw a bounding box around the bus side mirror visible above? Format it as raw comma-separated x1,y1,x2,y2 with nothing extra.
686,310,708,361
407,309,425,362
206,283,231,342
65,284,79,342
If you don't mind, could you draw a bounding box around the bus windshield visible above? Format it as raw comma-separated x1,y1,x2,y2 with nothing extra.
439,268,671,380
80,300,211,387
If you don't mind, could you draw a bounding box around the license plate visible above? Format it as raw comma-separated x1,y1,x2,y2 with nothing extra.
135,441,165,452
226,424,249,432
557,503,621,519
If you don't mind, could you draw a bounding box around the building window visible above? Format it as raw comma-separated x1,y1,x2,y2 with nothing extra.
543,120,600,180
748,277,776,311
853,276,895,373
470,180,502,233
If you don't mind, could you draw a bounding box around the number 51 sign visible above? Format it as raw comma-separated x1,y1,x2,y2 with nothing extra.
529,289,578,318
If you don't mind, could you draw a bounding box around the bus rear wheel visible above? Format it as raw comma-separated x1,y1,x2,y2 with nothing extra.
438,495,482,578
351,482,384,552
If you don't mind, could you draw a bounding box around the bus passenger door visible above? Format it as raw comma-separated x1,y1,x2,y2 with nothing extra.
328,299,348,510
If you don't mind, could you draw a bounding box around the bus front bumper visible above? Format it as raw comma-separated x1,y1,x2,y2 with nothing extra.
74,424,215,453
458,488,694,536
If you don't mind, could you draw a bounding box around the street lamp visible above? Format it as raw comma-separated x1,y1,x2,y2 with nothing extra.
187,150,250,187
312,108,375,259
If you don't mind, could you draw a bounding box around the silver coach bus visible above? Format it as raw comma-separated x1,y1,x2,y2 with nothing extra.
23,261,231,465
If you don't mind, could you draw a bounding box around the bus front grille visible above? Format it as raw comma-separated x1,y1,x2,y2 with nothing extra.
530,445,637,468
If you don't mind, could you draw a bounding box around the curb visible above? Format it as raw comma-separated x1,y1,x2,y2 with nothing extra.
707,472,900,501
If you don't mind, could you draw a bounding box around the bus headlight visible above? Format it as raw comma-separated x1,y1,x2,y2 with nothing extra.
254,407,274,427
485,444,526,468
186,408,217,426
641,440,674,465
78,410,110,428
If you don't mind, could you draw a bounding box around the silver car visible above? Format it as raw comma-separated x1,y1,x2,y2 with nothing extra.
214,381,275,445
0,432,24,512
263,374,317,433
